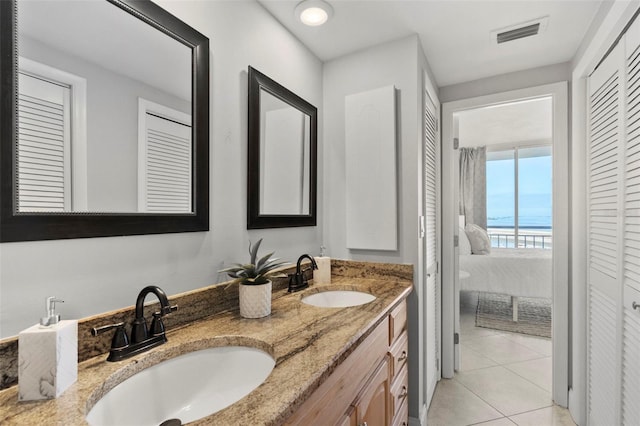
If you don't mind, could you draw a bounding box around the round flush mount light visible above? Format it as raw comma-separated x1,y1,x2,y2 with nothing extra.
295,0,333,26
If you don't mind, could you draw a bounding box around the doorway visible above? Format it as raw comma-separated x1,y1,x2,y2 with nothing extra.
440,82,569,407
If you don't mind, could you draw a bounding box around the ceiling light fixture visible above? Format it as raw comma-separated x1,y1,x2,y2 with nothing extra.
295,0,333,27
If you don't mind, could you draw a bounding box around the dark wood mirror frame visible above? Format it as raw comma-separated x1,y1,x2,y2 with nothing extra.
0,0,210,242
247,66,317,229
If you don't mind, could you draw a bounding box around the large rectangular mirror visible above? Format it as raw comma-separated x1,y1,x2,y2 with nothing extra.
0,0,210,242
247,66,317,229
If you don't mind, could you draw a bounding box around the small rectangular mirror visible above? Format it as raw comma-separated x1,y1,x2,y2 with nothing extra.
247,66,317,229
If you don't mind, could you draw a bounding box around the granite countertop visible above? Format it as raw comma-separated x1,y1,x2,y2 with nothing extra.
0,270,412,425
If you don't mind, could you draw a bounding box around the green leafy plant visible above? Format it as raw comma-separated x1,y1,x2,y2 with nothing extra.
219,238,288,285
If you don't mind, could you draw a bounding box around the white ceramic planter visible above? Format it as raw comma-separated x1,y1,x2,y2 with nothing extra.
239,281,272,318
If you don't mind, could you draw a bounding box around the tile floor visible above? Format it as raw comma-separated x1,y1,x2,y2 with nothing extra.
427,304,576,426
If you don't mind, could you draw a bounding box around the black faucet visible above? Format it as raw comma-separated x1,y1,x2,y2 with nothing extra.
288,254,318,292
92,285,178,362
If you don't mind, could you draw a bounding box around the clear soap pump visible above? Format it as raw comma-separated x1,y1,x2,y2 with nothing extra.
18,296,78,401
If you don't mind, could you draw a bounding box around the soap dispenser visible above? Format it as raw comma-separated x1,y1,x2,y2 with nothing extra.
313,246,331,285
18,297,78,401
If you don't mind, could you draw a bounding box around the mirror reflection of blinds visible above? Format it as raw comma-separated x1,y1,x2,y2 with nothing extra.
17,73,71,212
144,113,191,213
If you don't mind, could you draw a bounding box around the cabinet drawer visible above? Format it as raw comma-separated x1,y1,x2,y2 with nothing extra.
389,330,408,380
392,398,409,426
389,300,407,345
390,364,408,417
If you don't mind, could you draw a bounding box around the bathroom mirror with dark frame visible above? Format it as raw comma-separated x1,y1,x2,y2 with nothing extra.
0,0,210,242
247,66,317,229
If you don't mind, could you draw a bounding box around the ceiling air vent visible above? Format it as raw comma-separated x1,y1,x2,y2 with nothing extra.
491,16,549,44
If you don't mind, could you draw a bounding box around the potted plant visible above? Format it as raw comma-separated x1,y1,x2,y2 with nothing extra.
220,238,287,318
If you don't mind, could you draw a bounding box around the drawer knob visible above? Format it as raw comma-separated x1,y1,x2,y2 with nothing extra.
399,385,408,398
398,351,407,362
633,301,640,311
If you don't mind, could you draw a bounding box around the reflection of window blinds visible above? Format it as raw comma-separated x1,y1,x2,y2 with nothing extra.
17,73,70,212
144,113,191,212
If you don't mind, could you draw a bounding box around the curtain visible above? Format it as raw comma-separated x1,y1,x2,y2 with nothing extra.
459,146,487,228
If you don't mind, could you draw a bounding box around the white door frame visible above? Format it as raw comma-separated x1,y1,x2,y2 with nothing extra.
441,82,569,407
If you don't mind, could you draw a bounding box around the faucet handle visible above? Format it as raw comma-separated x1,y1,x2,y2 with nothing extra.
158,304,178,316
91,322,129,350
150,313,166,337
91,322,125,335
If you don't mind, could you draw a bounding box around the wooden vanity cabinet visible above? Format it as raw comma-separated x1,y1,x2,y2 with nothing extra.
388,301,409,425
286,299,408,426
352,355,392,426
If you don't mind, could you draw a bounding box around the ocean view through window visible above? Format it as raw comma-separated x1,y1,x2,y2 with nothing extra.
486,146,552,249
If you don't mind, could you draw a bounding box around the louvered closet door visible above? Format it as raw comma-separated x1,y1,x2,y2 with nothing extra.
588,14,640,426
623,18,640,426
17,73,71,211
424,95,440,404
141,113,192,213
587,42,623,426
622,287,640,426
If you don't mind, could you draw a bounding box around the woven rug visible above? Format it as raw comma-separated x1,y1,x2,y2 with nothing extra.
475,292,552,338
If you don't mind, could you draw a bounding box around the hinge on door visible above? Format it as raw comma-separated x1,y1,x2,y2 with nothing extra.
436,261,439,274
454,235,459,247
453,137,459,149
454,333,459,344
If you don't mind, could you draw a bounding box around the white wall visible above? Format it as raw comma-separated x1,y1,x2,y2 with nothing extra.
0,0,323,339
439,62,572,104
323,33,438,420
324,35,421,264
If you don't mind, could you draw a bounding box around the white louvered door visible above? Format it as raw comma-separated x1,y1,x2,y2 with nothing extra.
424,93,440,405
623,17,640,426
587,41,623,426
139,111,192,213
17,73,71,212
622,286,640,425
587,13,640,426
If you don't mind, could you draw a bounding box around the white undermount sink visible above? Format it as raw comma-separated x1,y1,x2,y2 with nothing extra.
85,346,275,426
301,290,376,308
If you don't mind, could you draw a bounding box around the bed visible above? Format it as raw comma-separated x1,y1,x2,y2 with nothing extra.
458,219,552,321
459,248,552,299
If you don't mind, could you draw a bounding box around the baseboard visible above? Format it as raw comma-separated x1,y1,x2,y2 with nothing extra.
409,403,428,426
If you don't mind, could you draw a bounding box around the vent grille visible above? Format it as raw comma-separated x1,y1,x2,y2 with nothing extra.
497,23,540,43
491,16,548,45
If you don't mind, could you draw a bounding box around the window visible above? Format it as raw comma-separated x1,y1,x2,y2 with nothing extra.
486,145,552,248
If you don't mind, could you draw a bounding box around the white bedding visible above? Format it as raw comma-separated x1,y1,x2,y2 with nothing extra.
459,248,552,299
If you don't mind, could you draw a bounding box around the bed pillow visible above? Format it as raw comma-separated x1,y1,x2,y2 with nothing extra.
464,224,491,255
459,227,472,255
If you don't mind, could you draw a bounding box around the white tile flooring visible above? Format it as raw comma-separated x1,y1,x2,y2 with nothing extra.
427,304,576,426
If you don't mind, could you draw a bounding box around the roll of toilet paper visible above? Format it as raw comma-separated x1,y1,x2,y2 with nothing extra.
313,256,331,285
